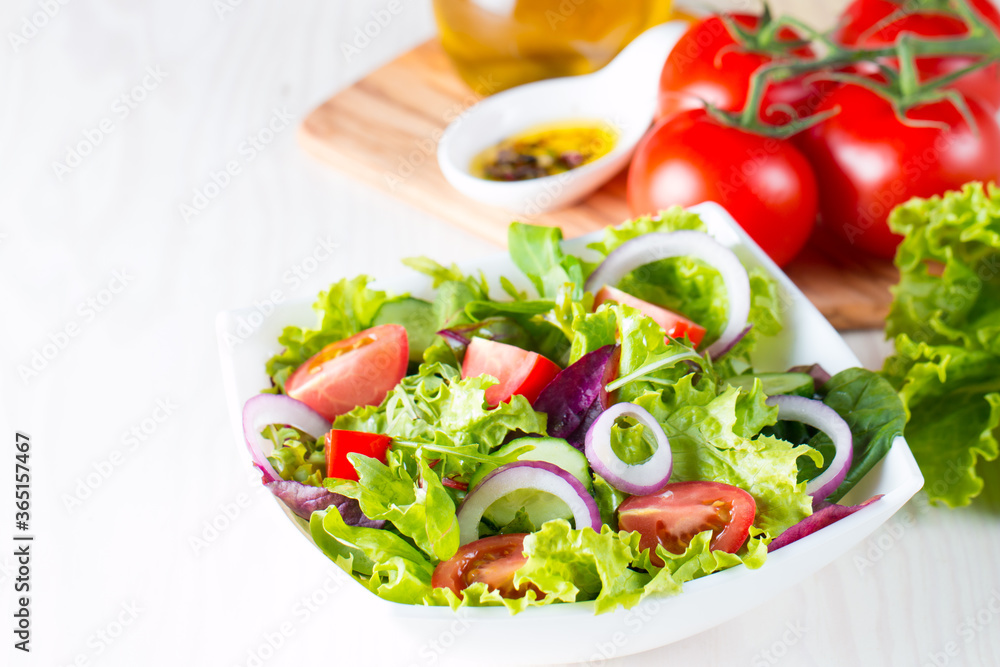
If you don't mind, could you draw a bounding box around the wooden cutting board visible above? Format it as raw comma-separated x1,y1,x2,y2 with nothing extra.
299,39,897,330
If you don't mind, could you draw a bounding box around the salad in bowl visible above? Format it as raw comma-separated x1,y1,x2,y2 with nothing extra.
221,203,921,653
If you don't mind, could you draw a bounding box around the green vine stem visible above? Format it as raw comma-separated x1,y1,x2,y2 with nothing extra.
716,0,1000,137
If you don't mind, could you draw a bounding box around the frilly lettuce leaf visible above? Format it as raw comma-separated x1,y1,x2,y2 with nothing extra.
634,376,817,538
883,183,1000,506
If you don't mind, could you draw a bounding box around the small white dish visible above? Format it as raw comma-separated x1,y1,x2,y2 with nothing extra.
217,202,923,666
436,21,688,216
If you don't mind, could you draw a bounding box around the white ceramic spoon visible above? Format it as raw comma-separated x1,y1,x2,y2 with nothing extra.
437,20,688,216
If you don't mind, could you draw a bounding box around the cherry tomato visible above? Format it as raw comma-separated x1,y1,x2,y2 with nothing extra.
431,533,541,599
795,83,1000,259
627,109,818,267
834,0,1000,111
618,481,756,567
657,14,834,126
324,430,392,481
286,324,408,421
593,286,706,347
461,337,561,407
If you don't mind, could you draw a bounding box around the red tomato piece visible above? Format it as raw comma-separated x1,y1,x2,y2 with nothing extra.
285,324,409,421
593,285,706,347
461,338,561,407
627,109,818,267
431,534,542,600
657,14,834,126
324,430,392,481
618,481,756,566
834,0,1000,111
795,83,1000,259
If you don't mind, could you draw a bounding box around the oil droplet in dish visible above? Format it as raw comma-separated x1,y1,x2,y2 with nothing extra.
470,121,618,181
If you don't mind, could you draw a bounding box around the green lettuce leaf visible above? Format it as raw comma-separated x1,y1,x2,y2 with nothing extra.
309,506,435,604
508,222,584,300
635,376,818,538
325,452,460,561
331,362,546,481
882,183,1000,506
883,336,1000,507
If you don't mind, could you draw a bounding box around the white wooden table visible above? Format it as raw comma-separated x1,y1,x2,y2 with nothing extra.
3,1,999,665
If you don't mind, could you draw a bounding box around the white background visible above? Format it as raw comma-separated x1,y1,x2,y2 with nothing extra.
2,0,999,666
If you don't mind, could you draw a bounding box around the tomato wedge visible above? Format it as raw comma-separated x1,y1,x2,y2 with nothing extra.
285,324,408,421
324,430,392,481
593,286,706,347
431,533,541,600
461,338,560,407
618,481,756,566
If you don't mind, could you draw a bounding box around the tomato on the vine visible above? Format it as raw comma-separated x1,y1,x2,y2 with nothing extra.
795,83,1000,258
834,0,1000,110
657,14,834,126
627,108,818,267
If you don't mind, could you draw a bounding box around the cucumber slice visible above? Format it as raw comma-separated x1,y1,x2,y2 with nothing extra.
372,298,436,363
727,372,815,397
472,437,592,528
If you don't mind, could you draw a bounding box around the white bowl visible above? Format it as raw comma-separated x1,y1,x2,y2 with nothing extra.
216,202,923,665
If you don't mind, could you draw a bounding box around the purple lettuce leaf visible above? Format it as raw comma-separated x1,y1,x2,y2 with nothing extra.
265,480,384,528
533,345,618,446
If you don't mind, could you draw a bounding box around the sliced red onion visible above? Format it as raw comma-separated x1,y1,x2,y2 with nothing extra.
709,324,753,361
768,495,882,551
767,395,853,502
584,402,673,495
242,394,331,483
457,461,600,544
584,231,751,358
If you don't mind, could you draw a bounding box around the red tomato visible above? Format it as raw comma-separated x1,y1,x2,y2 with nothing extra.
286,324,408,421
618,481,756,567
627,109,818,267
657,14,834,126
834,0,1000,111
461,338,560,407
593,286,706,347
324,430,392,481
795,83,1000,258
431,533,541,599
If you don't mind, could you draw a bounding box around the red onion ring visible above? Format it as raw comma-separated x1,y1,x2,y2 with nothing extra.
242,394,331,483
767,395,853,503
456,461,600,545
584,231,751,358
584,403,673,495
